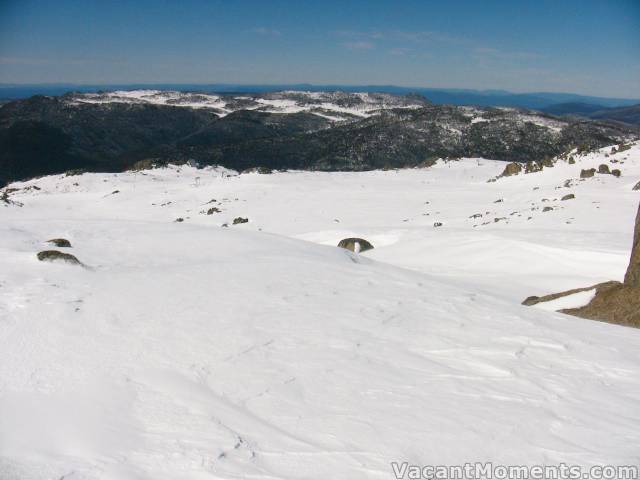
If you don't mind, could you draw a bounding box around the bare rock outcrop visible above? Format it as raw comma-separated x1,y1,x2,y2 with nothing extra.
623,205,640,287
500,162,522,177
561,282,639,327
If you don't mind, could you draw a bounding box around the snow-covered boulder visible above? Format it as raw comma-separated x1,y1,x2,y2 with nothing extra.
337,237,374,252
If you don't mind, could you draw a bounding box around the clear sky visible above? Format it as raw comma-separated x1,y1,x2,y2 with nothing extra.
1,0,639,97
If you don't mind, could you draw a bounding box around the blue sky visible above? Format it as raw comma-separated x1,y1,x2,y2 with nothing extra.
1,0,639,96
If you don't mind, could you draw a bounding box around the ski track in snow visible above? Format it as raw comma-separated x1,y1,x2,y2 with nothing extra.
1,144,640,478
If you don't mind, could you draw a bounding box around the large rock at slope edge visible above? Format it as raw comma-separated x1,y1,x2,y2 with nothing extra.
524,203,640,327
561,282,640,327
623,204,640,286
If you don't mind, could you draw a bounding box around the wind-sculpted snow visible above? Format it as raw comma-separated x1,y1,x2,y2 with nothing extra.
1,143,640,479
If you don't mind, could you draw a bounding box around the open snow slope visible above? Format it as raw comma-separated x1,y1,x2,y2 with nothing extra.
1,143,640,479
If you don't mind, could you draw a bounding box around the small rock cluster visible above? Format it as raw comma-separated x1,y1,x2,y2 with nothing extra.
581,165,621,179
37,238,82,266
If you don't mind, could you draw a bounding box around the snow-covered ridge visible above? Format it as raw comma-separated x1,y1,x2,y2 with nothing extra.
71,89,230,111
460,105,569,132
68,89,580,131
67,89,428,121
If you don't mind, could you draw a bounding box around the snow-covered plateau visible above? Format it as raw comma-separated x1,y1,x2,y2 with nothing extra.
1,143,639,479
69,89,426,120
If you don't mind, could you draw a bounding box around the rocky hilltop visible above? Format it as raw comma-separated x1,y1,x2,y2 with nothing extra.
0,90,637,185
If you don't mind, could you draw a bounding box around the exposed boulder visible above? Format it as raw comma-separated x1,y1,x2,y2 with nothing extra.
542,206,554,212
500,162,522,177
206,207,221,215
561,194,575,201
337,238,374,253
37,250,81,265
580,168,596,178
46,238,71,247
611,169,621,178
433,222,443,227
233,217,249,225
633,181,640,191
525,161,542,174
561,283,640,327
598,164,611,174
624,204,640,286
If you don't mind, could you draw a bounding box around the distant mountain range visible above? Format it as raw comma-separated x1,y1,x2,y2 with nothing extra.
1,83,639,112
540,102,640,125
1,89,637,185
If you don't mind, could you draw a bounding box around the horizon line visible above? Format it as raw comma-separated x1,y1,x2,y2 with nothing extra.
0,82,639,101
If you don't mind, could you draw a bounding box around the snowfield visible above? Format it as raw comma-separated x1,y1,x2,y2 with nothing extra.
1,143,640,479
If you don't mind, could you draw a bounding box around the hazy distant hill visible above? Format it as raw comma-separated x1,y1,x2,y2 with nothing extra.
541,102,640,125
589,104,640,125
540,102,608,117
